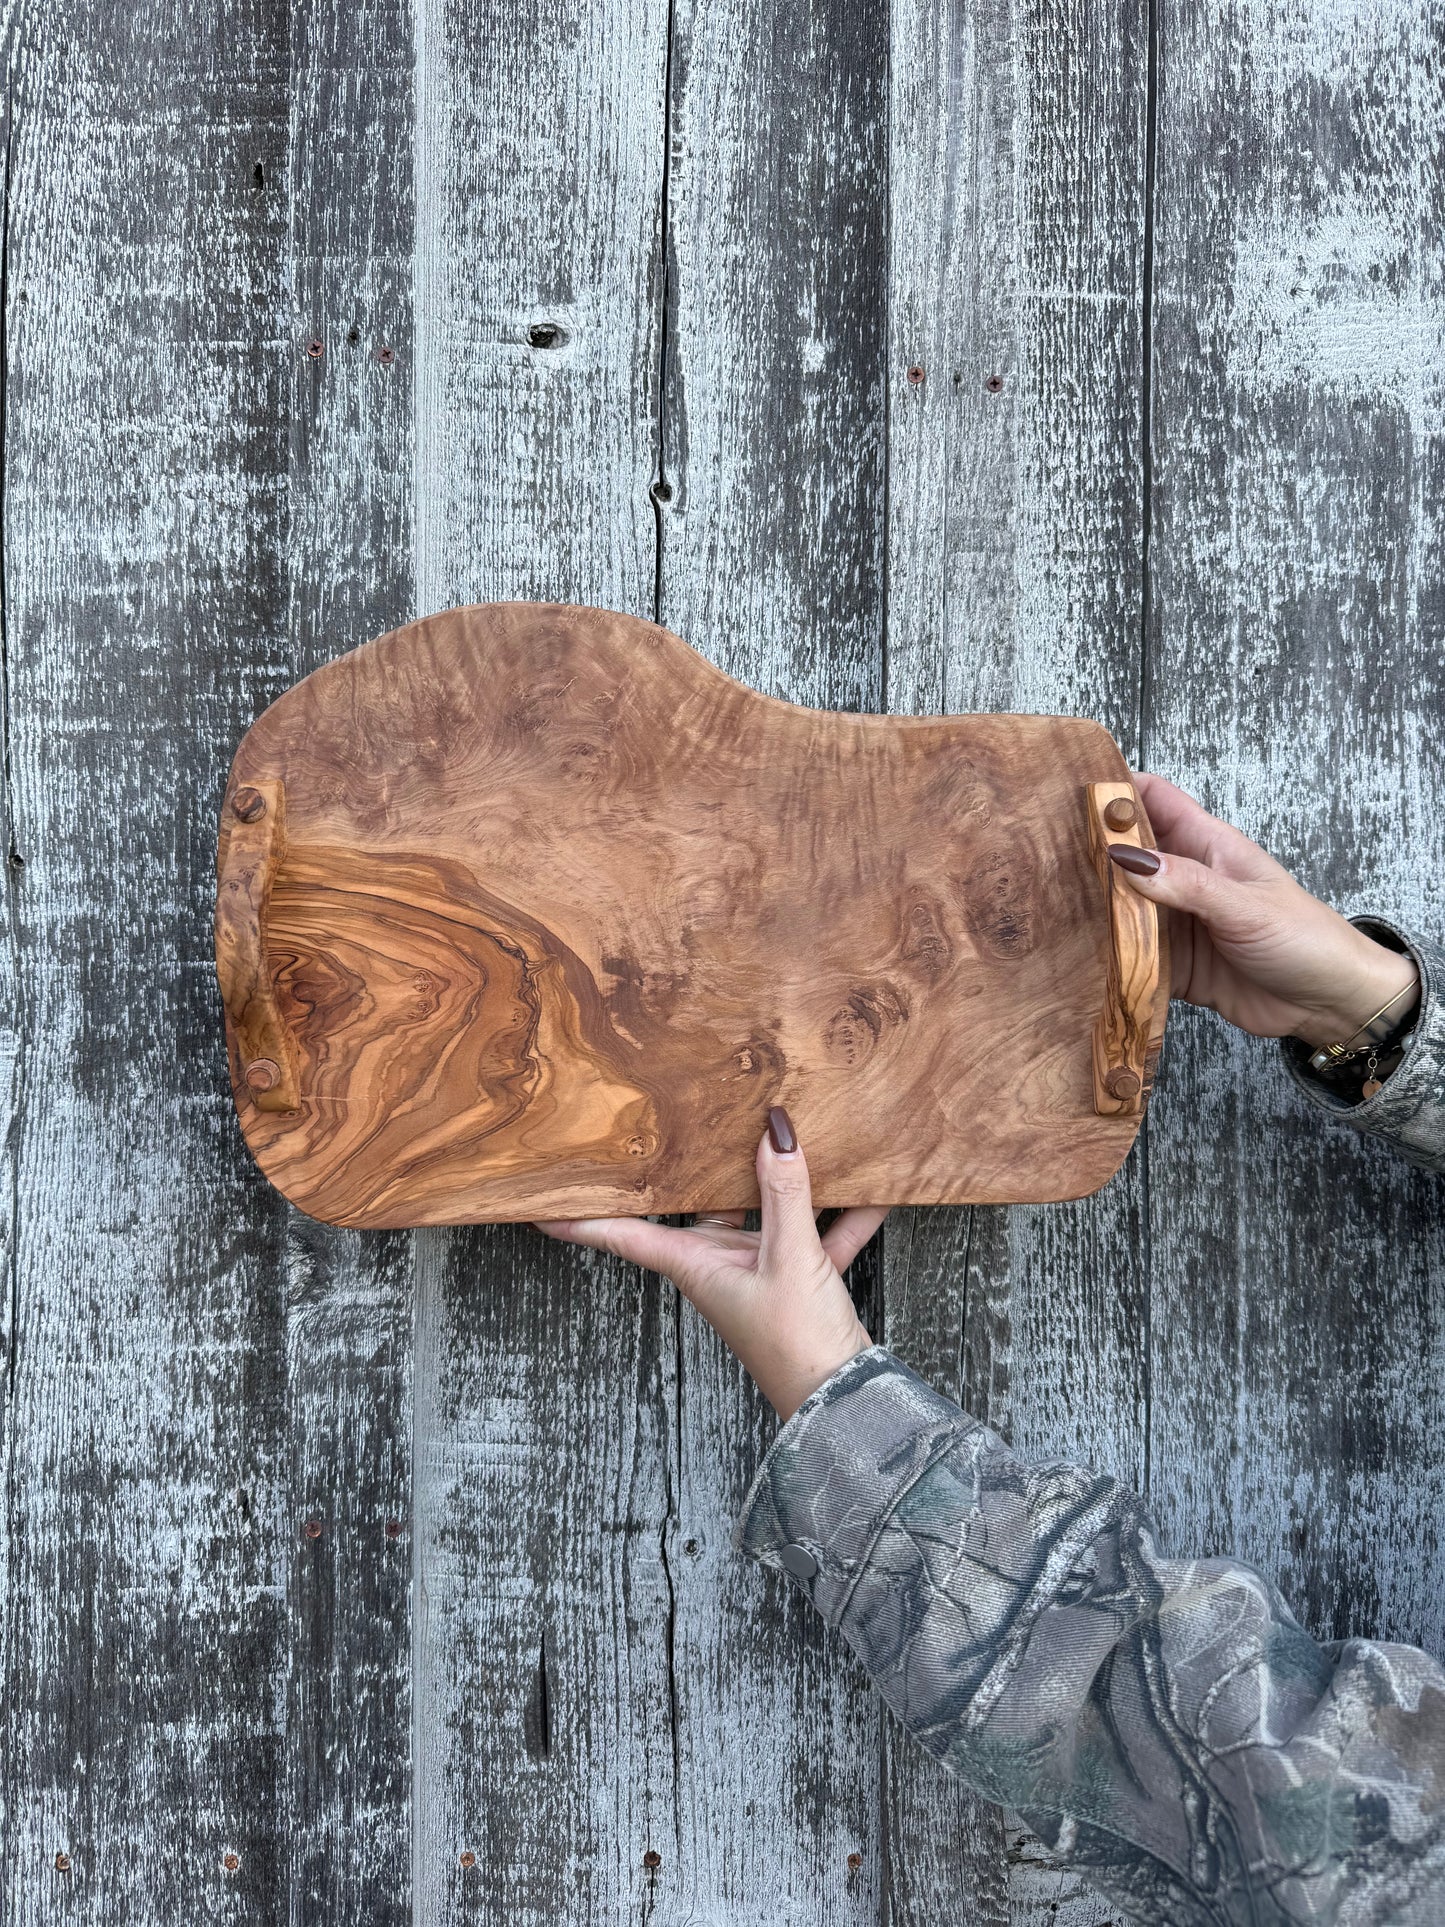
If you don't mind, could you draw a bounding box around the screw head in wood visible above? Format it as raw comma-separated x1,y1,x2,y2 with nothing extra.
986,373,1005,393
303,1518,322,1540
306,336,324,358
847,1852,863,1871
223,1852,240,1873
459,1851,477,1870
1105,1067,1142,1100
1103,796,1139,832
232,786,266,822
906,364,925,385
642,1850,662,1870
377,344,395,365
244,1057,281,1093
54,1853,72,1873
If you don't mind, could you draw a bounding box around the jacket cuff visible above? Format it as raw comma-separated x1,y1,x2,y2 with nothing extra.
734,1345,979,1627
1280,918,1445,1172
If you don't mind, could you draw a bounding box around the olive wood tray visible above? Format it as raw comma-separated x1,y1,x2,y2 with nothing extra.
216,603,1168,1226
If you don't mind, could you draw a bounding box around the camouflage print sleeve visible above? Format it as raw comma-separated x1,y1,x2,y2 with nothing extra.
737,1346,1445,1924
1280,920,1445,1172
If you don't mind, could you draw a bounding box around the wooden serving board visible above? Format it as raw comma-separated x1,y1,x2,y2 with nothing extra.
216,604,1167,1226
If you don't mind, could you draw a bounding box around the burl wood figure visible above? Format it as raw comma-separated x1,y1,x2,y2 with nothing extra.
215,604,1168,1226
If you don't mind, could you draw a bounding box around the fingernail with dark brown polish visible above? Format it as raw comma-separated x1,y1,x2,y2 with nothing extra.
1107,843,1161,876
767,1105,798,1155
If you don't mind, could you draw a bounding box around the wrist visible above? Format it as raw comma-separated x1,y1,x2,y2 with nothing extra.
1296,936,1419,1050
766,1322,872,1423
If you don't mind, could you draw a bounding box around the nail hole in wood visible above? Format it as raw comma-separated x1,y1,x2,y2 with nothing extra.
54,1853,72,1873
527,321,566,349
253,162,265,189
650,479,672,503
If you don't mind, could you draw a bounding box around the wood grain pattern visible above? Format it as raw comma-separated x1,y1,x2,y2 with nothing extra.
216,778,302,1110
0,1,293,1919
220,602,1153,1225
1085,781,1169,1116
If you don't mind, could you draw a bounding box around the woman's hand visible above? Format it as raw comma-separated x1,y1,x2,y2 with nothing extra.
536,1108,885,1421
1118,774,1418,1049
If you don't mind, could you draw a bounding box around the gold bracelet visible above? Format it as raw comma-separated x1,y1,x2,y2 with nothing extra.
1308,977,1420,1071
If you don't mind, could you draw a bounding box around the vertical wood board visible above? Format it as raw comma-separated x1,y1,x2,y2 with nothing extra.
883,0,1151,1913
284,0,419,1914
0,1,292,1918
657,0,891,1915
407,2,677,1921
1145,0,1445,1655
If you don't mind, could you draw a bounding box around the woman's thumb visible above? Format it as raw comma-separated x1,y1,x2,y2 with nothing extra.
756,1106,821,1269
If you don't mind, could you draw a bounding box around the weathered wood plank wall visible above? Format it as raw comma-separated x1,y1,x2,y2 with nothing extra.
0,0,1439,1923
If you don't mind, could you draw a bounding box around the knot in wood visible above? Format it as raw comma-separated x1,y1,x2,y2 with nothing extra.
231,786,266,822
1105,1066,1142,1100
244,1057,281,1093
1103,796,1138,832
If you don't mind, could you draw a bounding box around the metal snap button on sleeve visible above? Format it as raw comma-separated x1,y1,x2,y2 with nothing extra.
779,1544,818,1581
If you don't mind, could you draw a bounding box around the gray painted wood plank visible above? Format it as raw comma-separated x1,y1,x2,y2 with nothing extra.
884,0,1151,1916
0,0,292,1917
1145,0,1445,1656
655,0,891,1916
407,2,676,1918
284,0,417,1915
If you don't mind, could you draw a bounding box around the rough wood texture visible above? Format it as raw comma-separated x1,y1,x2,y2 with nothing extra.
0,1,293,1918
220,603,1153,1224
1144,0,1445,1668
284,0,418,1916
882,0,1151,1918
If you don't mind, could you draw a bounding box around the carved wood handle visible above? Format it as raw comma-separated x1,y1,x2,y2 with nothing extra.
215,777,300,1114
1085,781,1168,1118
